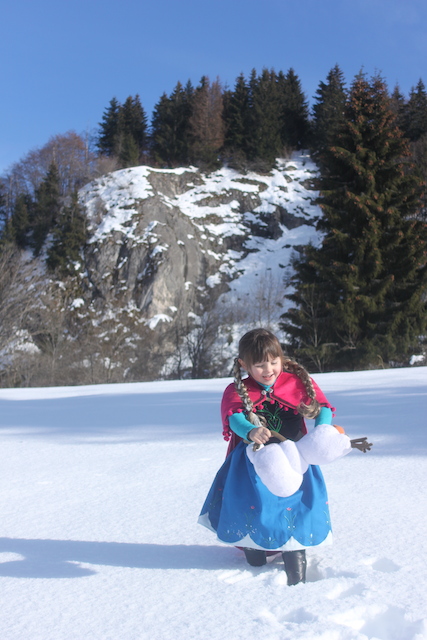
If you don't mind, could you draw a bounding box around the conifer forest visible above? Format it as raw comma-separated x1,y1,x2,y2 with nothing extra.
0,67,426,386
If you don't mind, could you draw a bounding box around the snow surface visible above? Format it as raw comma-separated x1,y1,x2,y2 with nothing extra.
1,367,426,640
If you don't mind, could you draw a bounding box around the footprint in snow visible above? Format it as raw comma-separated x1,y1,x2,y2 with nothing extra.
217,568,264,584
325,581,367,600
332,603,426,639
371,557,400,573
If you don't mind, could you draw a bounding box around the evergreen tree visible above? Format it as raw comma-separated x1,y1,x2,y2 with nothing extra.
311,65,347,160
223,73,252,160
46,193,88,274
404,79,427,142
118,95,147,166
389,84,407,134
281,74,427,371
97,97,121,156
150,81,193,166
189,76,224,167
0,181,7,225
7,194,32,248
31,162,61,255
97,95,147,166
118,132,140,168
249,68,282,165
278,68,310,149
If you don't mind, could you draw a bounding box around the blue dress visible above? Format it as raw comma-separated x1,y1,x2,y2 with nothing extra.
198,441,332,551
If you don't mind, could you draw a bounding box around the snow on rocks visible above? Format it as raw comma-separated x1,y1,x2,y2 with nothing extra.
78,152,323,311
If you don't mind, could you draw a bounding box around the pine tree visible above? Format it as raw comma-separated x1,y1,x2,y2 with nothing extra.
249,68,282,165
97,97,121,156
0,181,7,224
223,73,252,161
118,95,147,166
389,84,407,134
281,74,427,371
118,132,140,168
311,65,347,160
151,81,193,166
46,193,88,274
8,194,32,248
31,162,61,255
97,95,147,166
404,79,427,142
278,68,310,149
189,76,224,167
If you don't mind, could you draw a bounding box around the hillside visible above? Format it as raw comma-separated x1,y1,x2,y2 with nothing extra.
78,151,321,328
1,153,324,385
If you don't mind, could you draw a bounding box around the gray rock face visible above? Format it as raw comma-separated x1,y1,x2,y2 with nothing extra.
78,154,321,329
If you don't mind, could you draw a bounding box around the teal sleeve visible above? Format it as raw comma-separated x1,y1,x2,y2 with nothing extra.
315,406,333,426
228,412,254,440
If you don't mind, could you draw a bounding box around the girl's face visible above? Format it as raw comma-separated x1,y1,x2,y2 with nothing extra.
239,355,282,387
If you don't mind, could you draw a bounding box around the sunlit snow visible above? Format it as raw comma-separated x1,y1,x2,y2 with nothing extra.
0,367,426,640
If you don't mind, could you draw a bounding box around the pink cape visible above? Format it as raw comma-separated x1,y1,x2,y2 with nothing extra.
221,371,334,457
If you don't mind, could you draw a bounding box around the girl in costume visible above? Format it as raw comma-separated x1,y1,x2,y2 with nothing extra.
199,328,359,585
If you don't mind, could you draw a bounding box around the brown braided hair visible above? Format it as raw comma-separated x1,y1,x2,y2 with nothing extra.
234,328,320,420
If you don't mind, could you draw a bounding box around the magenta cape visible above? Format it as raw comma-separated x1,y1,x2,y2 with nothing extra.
221,371,334,456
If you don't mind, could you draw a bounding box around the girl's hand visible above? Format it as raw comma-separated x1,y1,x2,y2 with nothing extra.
248,426,271,444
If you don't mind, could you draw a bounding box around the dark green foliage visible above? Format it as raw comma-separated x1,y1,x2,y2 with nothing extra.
31,162,62,255
390,84,407,134
189,76,225,169
118,132,140,168
96,95,147,167
282,74,427,371
97,97,121,157
278,68,310,149
151,81,193,166
0,181,7,223
223,73,252,161
404,80,427,142
5,194,33,248
311,65,347,160
118,95,147,166
248,68,282,165
46,193,88,275
222,67,309,168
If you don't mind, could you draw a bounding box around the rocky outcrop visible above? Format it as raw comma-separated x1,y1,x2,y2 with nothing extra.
78,153,322,329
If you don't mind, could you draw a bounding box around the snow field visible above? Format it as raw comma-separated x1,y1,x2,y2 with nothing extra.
0,368,426,639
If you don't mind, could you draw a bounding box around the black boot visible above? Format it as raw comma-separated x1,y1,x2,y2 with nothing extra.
243,548,267,567
282,550,307,585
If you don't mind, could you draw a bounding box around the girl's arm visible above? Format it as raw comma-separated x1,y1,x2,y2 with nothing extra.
315,406,332,426
229,412,271,444
228,412,255,440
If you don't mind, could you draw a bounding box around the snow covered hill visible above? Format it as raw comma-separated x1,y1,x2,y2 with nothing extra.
0,367,426,640
78,152,321,329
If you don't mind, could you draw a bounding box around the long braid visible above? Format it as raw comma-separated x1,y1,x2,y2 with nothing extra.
283,357,320,419
233,358,267,429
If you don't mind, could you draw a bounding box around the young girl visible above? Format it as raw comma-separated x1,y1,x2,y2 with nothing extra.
199,328,353,585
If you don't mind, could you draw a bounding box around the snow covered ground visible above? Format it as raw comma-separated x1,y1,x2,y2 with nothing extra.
0,367,426,640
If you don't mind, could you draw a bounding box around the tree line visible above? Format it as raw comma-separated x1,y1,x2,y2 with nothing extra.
2,65,427,261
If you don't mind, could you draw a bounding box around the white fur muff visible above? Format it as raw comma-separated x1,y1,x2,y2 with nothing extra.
246,424,351,497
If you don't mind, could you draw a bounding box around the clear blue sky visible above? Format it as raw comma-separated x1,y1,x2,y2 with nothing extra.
1,0,426,173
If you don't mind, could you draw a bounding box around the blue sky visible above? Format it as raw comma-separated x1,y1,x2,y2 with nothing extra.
1,0,426,173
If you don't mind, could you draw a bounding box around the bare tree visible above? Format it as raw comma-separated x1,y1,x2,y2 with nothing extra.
0,247,41,353
2,131,99,216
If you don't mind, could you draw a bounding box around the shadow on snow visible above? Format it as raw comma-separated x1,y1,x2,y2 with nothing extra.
0,537,240,578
